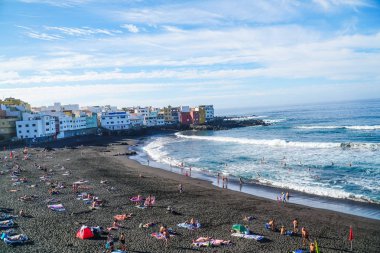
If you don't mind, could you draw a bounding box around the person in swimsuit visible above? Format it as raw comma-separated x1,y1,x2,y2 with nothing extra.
119,232,126,250
302,227,310,246
293,218,299,233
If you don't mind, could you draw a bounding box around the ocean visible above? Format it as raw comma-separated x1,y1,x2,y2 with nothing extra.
132,99,380,218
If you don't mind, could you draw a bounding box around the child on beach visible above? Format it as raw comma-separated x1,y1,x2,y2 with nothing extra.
309,242,316,253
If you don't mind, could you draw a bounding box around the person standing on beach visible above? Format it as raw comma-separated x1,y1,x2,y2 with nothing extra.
119,232,126,251
178,184,183,193
302,227,310,246
292,218,299,233
147,159,150,166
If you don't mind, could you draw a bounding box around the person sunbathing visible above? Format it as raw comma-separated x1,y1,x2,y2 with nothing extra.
186,218,197,226
143,222,156,228
19,209,26,217
243,216,254,221
194,237,212,242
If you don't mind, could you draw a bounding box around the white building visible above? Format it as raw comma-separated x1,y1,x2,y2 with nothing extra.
157,113,165,126
100,111,130,130
134,107,149,117
129,113,144,127
16,113,56,139
200,105,214,121
144,111,158,127
180,106,190,113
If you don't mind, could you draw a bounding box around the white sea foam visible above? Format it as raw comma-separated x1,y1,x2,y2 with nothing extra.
296,125,380,130
255,178,373,203
225,115,268,121
175,133,380,150
264,119,286,124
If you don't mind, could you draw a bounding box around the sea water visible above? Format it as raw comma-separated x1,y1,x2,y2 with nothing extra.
133,99,380,218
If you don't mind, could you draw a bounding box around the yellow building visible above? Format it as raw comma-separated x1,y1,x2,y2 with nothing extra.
162,106,173,123
198,107,206,124
0,118,18,141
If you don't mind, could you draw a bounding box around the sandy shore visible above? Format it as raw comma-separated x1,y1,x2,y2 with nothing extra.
0,136,379,253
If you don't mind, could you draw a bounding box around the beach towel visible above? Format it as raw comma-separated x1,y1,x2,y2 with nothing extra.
48,204,65,212
0,220,14,229
1,229,16,239
135,205,147,209
177,222,201,230
0,213,17,221
286,231,294,236
231,233,264,241
130,196,143,202
292,250,309,253
114,214,131,221
111,251,126,253
73,180,88,185
151,232,174,239
192,238,232,247
3,234,28,245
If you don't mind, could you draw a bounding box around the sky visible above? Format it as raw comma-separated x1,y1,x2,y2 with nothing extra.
0,0,380,109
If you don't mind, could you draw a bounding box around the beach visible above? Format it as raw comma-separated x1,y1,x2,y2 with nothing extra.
1,136,380,253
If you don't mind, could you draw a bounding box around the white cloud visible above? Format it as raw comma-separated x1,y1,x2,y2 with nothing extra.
19,0,92,7
312,0,372,11
44,26,121,36
121,24,139,33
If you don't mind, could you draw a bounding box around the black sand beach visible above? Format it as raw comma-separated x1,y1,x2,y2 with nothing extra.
1,137,379,252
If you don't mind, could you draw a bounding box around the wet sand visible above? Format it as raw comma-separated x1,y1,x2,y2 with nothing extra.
0,137,379,252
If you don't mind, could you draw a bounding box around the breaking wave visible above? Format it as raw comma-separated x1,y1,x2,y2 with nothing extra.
175,133,380,150
296,125,380,130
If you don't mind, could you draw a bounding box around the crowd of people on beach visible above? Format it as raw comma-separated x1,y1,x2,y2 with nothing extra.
0,145,356,253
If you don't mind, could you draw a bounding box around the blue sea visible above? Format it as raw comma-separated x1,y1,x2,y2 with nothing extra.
133,99,380,218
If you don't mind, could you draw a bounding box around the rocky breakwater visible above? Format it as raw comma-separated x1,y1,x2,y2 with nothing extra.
191,116,270,131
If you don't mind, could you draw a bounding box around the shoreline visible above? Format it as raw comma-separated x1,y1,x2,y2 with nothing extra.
131,134,380,221
1,137,380,252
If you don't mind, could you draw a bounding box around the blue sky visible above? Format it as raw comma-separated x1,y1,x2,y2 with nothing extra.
0,0,380,109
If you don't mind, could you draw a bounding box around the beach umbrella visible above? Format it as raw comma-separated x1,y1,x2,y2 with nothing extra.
348,226,354,251
315,240,320,253
232,224,248,234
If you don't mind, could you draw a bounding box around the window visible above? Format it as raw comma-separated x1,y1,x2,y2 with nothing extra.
18,131,21,133
26,124,29,127
18,125,22,128
32,124,36,127
46,122,49,125
26,130,29,133
34,130,37,133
